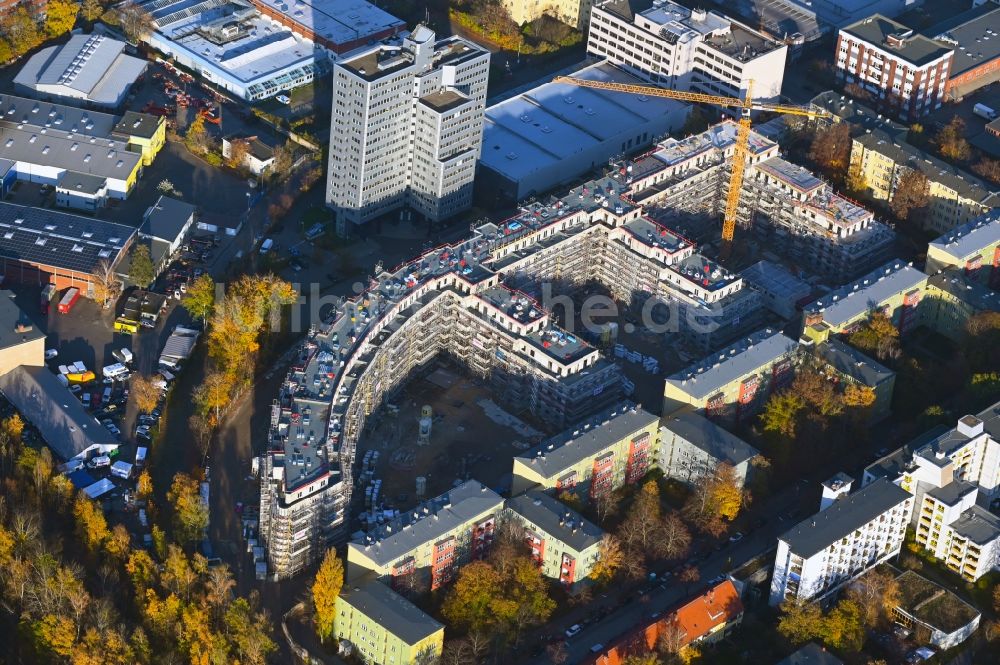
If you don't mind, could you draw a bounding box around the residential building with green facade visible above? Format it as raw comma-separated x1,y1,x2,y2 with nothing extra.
336,579,443,665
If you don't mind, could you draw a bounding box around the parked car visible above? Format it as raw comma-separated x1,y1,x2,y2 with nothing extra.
564,625,582,639
44,349,58,360
729,532,744,543
275,94,291,105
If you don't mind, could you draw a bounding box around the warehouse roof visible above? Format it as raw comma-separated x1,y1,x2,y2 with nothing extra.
0,124,141,181
0,291,45,353
56,171,107,196
0,92,117,136
928,6,1000,77
666,328,798,401
141,195,195,243
481,61,685,183
515,402,658,478
253,0,403,50
14,34,147,106
842,15,953,67
928,212,1000,261
805,261,927,327
112,111,163,140
662,410,759,466
0,365,118,460
780,478,911,558
0,202,134,274
507,490,604,552
340,579,442,645
350,481,504,566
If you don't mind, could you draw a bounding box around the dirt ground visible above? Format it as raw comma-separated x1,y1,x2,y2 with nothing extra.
357,366,545,507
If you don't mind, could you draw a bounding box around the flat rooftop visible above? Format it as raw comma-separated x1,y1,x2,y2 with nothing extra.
895,570,981,633
481,61,685,183
755,157,823,195
419,89,470,113
703,22,784,61
950,505,1000,545
622,216,691,255
0,124,141,180
928,5,1000,78
56,171,107,195
112,111,163,140
340,579,442,645
740,260,811,302
252,0,403,49
515,402,658,479
507,490,604,552
780,478,911,558
638,1,728,41
666,328,797,401
0,92,117,137
671,253,740,292
927,479,976,507
929,212,1000,261
653,121,775,167
928,270,1000,313
350,480,504,567
805,260,927,327
842,15,953,67
0,201,135,274
810,91,908,138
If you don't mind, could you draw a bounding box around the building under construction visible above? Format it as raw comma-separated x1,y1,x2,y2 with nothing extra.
257,120,891,579
629,121,895,280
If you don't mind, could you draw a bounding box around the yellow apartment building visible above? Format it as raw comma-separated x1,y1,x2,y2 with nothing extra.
926,213,1000,285
112,111,166,166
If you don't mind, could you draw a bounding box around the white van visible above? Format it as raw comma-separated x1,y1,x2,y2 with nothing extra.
113,348,134,365
102,363,130,381
87,455,110,469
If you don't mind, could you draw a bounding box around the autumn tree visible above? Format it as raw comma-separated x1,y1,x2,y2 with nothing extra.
965,311,1000,373
936,116,971,162
791,370,843,419
81,0,103,22
312,548,344,643
129,244,156,287
90,259,122,308
442,560,505,633
845,162,868,195
848,311,900,361
117,2,154,43
131,374,161,414
184,115,212,156
677,565,700,592
270,143,293,182
167,473,208,544
760,391,805,438
74,492,110,554
1,7,41,57
182,274,218,323
137,469,153,499
443,558,554,639
683,463,746,535
777,600,826,646
590,534,624,583
973,157,1000,184
843,384,876,409
194,370,234,425
809,122,852,176
0,413,24,475
846,568,900,629
226,138,251,172
890,168,930,223
43,0,79,38
618,480,691,575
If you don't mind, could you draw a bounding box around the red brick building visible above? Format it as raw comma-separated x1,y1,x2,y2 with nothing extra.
836,15,953,121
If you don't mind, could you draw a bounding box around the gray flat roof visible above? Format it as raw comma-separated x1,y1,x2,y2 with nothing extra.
661,410,759,466
950,505,1000,545
780,478,911,558
0,365,117,460
928,270,1000,313
928,6,1000,77
0,291,45,352
805,261,926,327
810,91,908,138
349,480,504,567
740,260,811,302
928,212,1000,261
507,490,603,552
842,15,953,67
0,123,141,181
514,402,658,478
666,328,798,401
927,480,976,507
816,338,894,388
112,111,162,140
776,642,844,665
914,401,1000,464
142,195,195,243
340,579,442,645
0,201,134,274
0,92,117,137
57,170,107,195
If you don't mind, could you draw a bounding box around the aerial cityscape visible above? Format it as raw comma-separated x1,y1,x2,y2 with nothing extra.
1,0,1000,663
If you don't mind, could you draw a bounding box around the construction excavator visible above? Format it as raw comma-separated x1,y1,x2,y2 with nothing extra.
552,76,833,253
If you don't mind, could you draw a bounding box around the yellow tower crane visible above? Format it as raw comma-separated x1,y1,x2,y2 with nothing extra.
552,76,832,246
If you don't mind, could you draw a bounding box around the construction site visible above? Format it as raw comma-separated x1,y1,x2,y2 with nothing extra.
256,109,899,579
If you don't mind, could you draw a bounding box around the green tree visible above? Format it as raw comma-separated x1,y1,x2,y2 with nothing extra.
166,473,208,544
44,0,79,38
129,243,156,287
312,548,344,643
182,274,217,322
